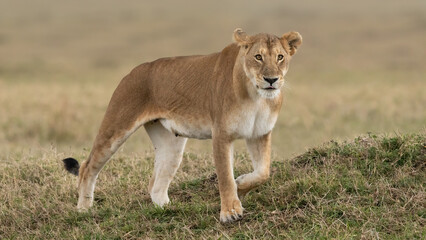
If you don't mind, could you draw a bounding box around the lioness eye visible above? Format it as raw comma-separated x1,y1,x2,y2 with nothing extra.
255,54,262,61
277,54,284,61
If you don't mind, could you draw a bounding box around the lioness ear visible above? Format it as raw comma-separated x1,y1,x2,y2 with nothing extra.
233,28,249,47
281,31,302,56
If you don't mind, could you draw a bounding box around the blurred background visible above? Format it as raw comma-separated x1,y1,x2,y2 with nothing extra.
0,0,425,160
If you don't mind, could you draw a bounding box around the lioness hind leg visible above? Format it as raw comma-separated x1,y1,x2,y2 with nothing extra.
144,120,187,207
77,117,147,211
236,132,271,198
77,74,153,211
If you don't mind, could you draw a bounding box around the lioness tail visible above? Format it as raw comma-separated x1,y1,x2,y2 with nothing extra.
63,158,80,176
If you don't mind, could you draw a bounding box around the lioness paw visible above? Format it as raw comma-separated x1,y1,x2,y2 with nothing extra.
151,193,170,207
77,206,89,213
220,208,243,223
220,200,244,223
77,195,93,212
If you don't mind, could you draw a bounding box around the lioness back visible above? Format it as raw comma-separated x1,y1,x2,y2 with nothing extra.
111,44,240,139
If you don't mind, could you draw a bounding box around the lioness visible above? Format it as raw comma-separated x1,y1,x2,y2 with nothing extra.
63,28,302,223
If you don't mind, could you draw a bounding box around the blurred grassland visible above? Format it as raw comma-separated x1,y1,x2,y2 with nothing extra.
0,0,425,159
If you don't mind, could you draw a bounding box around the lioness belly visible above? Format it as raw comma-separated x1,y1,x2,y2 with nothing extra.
160,119,212,139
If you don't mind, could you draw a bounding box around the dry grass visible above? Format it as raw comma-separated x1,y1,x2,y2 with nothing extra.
1,134,424,239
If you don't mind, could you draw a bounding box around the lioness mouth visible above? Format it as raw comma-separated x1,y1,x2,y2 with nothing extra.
264,87,276,90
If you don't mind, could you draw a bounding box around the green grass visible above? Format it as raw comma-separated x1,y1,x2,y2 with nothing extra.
1,133,424,239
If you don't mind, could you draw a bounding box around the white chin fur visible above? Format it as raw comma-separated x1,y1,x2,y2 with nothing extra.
258,88,280,99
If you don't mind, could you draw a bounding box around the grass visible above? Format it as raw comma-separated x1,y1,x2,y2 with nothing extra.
1,133,424,239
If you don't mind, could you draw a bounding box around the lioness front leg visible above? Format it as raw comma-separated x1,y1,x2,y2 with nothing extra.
212,133,243,223
236,132,271,198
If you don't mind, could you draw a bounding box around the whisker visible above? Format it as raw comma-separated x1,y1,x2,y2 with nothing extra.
282,79,292,91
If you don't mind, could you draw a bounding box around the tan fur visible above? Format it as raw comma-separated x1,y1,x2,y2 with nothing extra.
74,28,302,223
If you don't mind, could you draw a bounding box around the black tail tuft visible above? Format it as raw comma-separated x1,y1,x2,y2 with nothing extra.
63,158,80,176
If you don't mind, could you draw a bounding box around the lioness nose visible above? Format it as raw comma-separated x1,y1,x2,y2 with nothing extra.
263,77,278,85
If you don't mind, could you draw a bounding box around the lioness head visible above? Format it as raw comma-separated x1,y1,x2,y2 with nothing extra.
233,28,302,99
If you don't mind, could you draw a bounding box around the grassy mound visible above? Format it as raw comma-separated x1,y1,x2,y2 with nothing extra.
0,133,424,239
